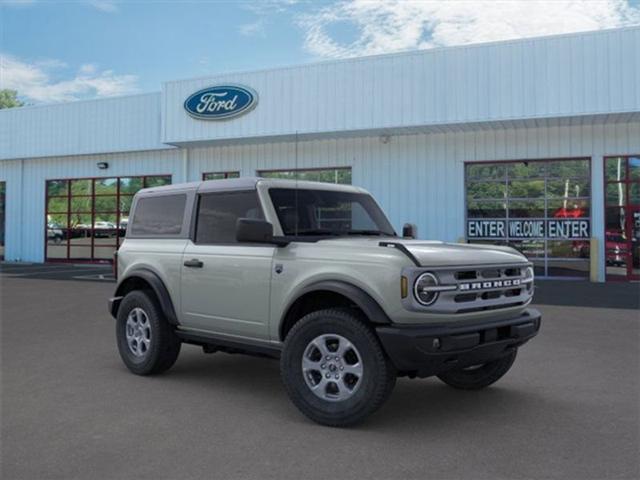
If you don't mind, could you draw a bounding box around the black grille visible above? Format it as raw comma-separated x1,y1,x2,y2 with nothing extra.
455,270,476,280
480,269,501,279
456,301,526,314
454,293,477,303
455,267,522,281
448,265,530,313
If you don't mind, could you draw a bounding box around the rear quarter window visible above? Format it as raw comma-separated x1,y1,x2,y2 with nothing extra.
130,194,186,236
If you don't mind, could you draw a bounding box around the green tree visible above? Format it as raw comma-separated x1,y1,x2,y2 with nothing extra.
0,89,24,109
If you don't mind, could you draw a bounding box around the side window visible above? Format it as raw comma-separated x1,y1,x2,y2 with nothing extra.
130,194,186,236
195,191,264,244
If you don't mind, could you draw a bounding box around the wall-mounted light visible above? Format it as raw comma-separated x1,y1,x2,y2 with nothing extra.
97,162,109,170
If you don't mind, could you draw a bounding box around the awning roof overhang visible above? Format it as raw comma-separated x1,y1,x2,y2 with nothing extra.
165,111,640,149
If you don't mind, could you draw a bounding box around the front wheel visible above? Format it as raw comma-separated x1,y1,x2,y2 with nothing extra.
436,349,518,390
280,309,396,427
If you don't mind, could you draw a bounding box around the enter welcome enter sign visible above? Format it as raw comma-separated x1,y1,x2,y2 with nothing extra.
467,219,590,239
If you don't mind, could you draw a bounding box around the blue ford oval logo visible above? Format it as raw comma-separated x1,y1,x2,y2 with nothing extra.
184,85,258,120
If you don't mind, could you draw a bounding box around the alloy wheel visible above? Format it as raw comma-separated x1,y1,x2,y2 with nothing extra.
301,334,364,402
125,307,152,357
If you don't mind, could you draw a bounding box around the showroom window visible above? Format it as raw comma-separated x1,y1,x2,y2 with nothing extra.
604,156,640,280
46,175,171,262
202,171,240,181
0,181,5,260
465,159,591,278
258,167,352,184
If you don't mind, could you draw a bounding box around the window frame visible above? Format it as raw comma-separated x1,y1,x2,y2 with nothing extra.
192,189,266,246
202,171,241,181
603,154,640,281
0,181,5,260
44,174,172,262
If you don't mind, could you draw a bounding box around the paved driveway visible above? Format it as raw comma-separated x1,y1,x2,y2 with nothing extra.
1,277,638,480
0,262,114,282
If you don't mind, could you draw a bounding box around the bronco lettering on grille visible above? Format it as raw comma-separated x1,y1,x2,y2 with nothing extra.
458,279,522,291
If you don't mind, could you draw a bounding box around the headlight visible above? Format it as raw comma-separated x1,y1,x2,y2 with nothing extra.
414,272,440,306
524,266,534,292
525,266,534,280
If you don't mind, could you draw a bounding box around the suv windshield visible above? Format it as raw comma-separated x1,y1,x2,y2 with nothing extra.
268,188,396,237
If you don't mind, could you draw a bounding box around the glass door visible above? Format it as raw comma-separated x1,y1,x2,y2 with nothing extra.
630,207,640,280
0,182,5,260
604,156,640,281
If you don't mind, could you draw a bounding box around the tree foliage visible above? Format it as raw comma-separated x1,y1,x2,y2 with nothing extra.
0,90,24,109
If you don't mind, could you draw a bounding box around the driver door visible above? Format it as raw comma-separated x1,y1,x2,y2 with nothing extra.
180,190,275,340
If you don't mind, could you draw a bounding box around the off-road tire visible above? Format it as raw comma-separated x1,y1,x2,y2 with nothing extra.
436,349,518,390
280,308,396,427
116,290,181,375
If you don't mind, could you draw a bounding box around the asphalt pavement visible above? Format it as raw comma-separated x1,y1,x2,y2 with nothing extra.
1,276,638,480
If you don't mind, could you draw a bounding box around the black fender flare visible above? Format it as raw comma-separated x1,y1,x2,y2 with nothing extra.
280,280,392,339
112,268,179,325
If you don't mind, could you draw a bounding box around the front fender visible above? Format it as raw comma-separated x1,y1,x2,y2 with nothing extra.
278,279,392,341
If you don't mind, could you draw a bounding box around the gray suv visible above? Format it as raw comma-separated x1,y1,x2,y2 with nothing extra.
109,178,541,426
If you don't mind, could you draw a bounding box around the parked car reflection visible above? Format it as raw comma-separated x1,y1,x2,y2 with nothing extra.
47,223,64,244
94,221,117,238
605,230,627,266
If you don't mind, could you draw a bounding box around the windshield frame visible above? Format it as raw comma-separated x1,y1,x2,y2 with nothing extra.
266,187,397,240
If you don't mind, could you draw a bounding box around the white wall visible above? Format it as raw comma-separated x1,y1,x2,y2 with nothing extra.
0,159,23,261
163,27,640,145
0,93,170,161
2,27,638,161
1,121,639,281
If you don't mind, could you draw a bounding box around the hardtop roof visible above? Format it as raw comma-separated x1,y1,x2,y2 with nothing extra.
135,177,367,196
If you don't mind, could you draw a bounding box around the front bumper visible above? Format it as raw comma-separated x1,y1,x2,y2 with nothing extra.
376,308,541,378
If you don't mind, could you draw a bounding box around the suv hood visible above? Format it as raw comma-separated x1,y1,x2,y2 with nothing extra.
391,240,527,267
316,238,527,267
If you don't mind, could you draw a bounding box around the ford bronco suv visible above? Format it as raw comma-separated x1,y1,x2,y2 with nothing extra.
109,178,541,426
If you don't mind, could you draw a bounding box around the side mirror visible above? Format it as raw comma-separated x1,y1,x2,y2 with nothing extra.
236,218,288,246
402,223,417,239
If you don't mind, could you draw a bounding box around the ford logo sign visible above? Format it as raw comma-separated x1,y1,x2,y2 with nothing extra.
184,85,258,120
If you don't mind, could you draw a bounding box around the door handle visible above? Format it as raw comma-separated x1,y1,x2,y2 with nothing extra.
183,259,204,268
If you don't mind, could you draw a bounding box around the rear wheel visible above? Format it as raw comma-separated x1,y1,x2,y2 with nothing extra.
116,290,181,375
436,349,518,390
280,308,396,427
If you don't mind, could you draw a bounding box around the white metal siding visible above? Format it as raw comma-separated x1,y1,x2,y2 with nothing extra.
1,121,638,280
0,160,23,260
2,27,638,162
163,27,640,145
0,93,170,161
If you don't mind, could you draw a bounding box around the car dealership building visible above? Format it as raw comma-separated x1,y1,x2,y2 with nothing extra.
1,27,639,282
